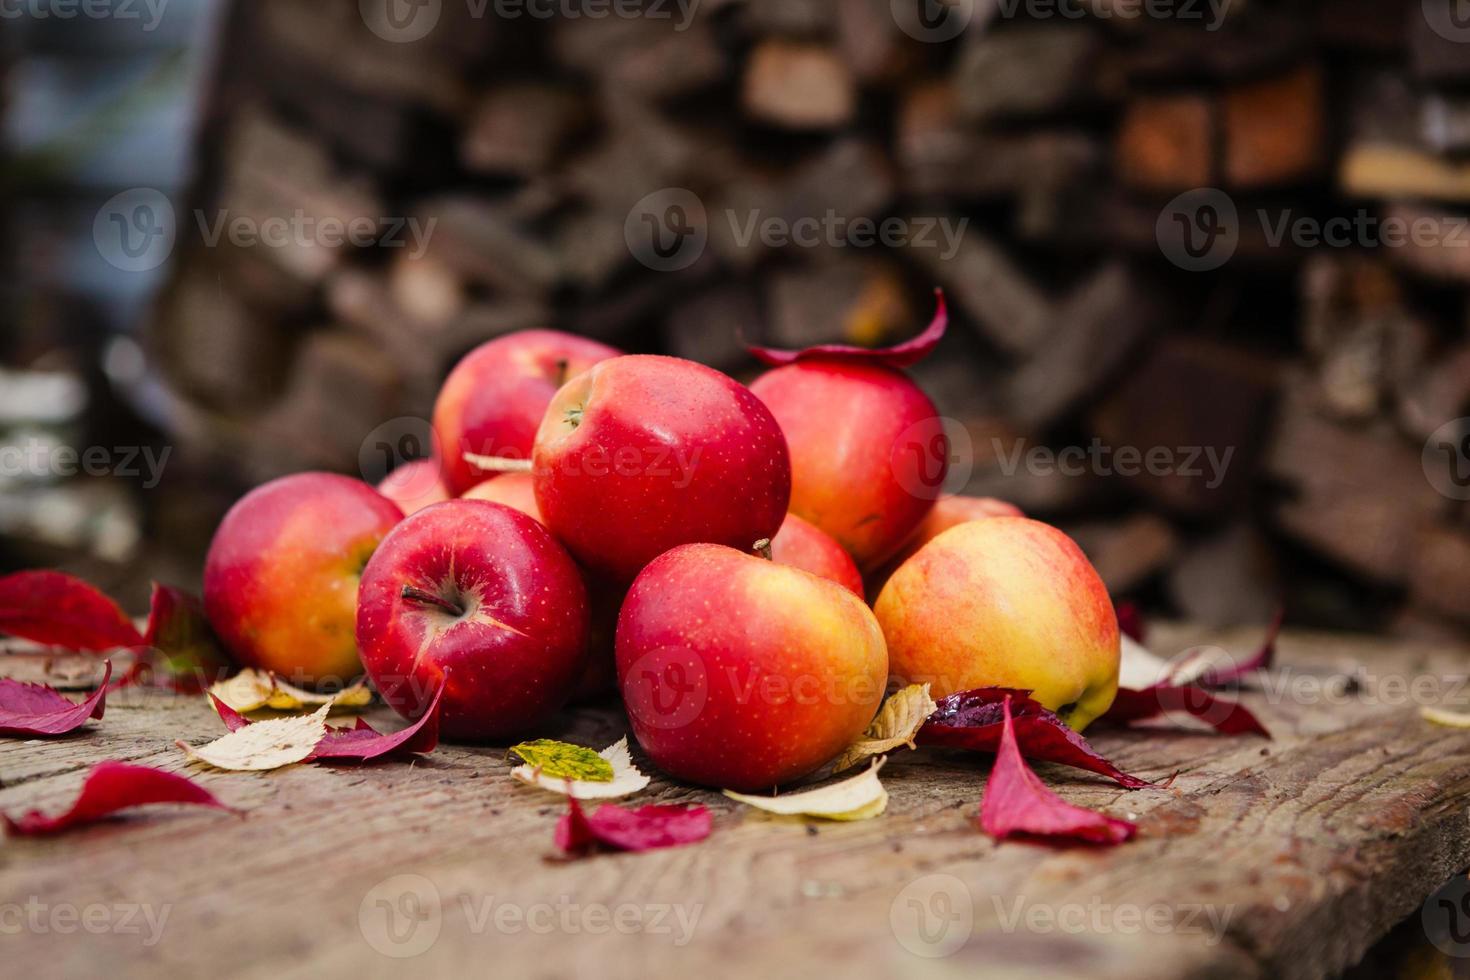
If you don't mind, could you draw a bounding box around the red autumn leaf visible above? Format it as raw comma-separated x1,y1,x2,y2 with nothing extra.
555,796,712,856
748,289,948,369
1159,608,1284,688
3,761,232,836
1102,684,1270,738
0,661,112,737
1116,602,1146,644
0,571,143,652
140,584,234,693
205,682,443,762
979,697,1138,847
918,687,1151,789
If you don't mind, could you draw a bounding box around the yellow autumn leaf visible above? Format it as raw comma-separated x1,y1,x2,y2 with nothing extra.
511,737,652,799
208,669,371,714
1422,706,1470,728
724,759,888,821
177,703,331,771
831,683,937,774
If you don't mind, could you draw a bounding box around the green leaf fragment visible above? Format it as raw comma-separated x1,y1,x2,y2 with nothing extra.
507,739,614,782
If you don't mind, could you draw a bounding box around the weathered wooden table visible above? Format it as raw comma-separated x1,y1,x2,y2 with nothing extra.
4,624,1470,980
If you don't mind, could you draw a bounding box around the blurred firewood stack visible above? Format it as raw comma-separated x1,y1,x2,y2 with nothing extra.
148,0,1470,640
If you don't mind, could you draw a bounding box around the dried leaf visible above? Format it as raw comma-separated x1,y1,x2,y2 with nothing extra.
1421,706,1470,728
1102,684,1270,738
749,290,948,369
1158,609,1283,688
4,762,232,836
555,797,711,855
918,687,1152,789
207,685,444,763
0,571,143,651
508,739,614,782
980,697,1137,847
832,683,937,774
0,661,112,737
140,585,233,693
208,669,370,714
1116,601,1147,644
177,703,331,771
725,759,889,821
512,737,649,798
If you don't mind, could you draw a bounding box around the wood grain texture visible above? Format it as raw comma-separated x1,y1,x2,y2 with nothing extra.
3,625,1469,980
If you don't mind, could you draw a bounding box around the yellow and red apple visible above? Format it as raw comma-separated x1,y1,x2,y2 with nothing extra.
203,472,403,685
875,517,1119,731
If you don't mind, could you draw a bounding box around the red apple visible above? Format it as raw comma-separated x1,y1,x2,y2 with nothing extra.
463,472,620,703
875,517,1119,730
204,473,402,686
356,499,589,740
749,360,946,571
434,330,621,495
533,355,791,583
617,543,887,791
768,513,863,596
377,460,450,516
462,473,543,524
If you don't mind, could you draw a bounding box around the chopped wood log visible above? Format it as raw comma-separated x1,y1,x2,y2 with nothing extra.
552,14,727,102
1090,334,1276,515
411,197,560,298
1006,261,1159,430
742,40,857,129
1067,513,1180,595
906,232,1052,357
1422,93,1470,155
1381,201,1470,283
953,23,1117,121
462,85,586,177
1341,143,1470,202
899,83,1099,199
1167,523,1281,627
1115,94,1215,192
1266,383,1449,583
1223,64,1325,189
662,284,764,371
1410,526,1470,624
765,258,914,351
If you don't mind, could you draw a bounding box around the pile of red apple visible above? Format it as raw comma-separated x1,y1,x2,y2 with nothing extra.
203,300,1121,792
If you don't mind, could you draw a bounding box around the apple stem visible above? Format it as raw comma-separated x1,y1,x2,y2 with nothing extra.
464,451,533,474
554,358,570,388
401,586,465,617
754,538,773,561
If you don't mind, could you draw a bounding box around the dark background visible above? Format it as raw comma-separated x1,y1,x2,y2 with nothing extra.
3,0,1468,644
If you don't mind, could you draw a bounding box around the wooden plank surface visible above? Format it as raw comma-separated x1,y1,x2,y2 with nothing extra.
3,624,1470,980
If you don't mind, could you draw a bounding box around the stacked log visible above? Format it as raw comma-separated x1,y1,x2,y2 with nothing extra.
149,0,1470,638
